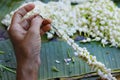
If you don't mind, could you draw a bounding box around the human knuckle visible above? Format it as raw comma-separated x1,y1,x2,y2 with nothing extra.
32,18,38,23
14,11,18,16
29,29,39,35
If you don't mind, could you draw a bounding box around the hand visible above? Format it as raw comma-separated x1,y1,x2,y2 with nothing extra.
8,4,51,80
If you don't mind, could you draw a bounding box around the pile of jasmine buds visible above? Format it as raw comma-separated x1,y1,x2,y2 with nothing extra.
2,0,120,48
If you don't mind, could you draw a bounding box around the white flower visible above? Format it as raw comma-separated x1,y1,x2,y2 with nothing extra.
94,37,101,41
91,22,96,26
55,60,60,64
86,38,91,42
100,26,104,31
102,74,108,79
64,58,71,63
92,17,97,21
46,32,53,39
67,38,74,44
81,39,87,43
100,21,105,25
74,52,78,56
101,39,108,45
98,69,104,77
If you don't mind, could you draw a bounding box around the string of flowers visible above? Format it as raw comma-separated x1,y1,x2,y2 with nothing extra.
51,24,116,80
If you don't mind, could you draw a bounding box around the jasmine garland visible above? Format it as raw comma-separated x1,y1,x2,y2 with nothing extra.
52,25,116,80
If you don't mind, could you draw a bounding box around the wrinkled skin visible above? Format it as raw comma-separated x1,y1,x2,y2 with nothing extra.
8,3,51,80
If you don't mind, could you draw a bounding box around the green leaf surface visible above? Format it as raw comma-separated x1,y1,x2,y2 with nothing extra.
0,40,120,80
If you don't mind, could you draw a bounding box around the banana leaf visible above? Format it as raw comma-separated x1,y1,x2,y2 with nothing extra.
0,40,120,80
0,0,120,80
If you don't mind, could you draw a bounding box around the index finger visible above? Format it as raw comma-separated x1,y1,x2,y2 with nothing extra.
12,3,35,24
